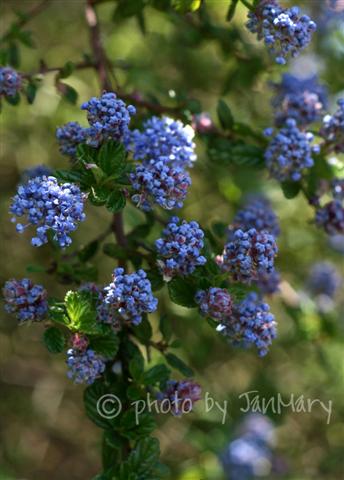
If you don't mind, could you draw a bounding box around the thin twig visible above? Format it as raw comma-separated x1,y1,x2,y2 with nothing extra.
85,0,112,91
1,0,51,43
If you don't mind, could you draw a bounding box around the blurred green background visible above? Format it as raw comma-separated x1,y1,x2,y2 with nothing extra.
0,1,343,479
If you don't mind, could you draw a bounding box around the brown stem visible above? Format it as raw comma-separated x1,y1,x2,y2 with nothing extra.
118,91,185,116
85,0,112,91
85,0,128,268
23,61,95,79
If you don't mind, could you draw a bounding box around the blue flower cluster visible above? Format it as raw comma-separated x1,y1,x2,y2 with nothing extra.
21,165,53,182
127,116,196,169
246,1,316,65
157,379,202,416
3,278,48,322
155,216,206,280
127,115,196,211
320,99,344,153
99,268,158,326
56,121,88,157
82,92,136,147
130,160,191,211
314,177,344,235
271,74,327,127
220,413,276,480
66,348,105,384
217,292,277,357
255,270,281,295
0,66,22,97
229,196,280,239
308,262,342,298
56,93,136,156
195,287,233,322
316,200,344,235
10,176,86,247
264,119,317,182
217,228,277,284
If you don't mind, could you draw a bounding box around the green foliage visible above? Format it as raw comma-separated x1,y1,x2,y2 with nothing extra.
43,327,65,353
217,99,234,130
117,437,164,480
167,278,198,308
165,353,194,377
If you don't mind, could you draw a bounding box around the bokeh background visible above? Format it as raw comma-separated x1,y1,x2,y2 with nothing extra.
0,1,343,479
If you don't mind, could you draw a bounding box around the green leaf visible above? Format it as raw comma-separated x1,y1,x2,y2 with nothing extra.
26,263,46,273
120,411,156,440
143,364,171,386
43,327,65,354
78,240,99,262
90,333,119,359
98,141,126,176
129,355,145,382
146,268,164,292
25,81,37,104
61,83,78,104
167,278,197,308
227,283,252,302
159,315,172,342
77,143,97,165
118,437,161,479
106,190,126,213
84,381,116,429
165,353,194,377
133,316,153,344
5,92,20,105
103,242,128,260
226,0,239,21
281,181,301,199
217,99,234,130
65,290,103,334
54,169,84,184
48,305,70,326
172,0,201,13
59,61,75,79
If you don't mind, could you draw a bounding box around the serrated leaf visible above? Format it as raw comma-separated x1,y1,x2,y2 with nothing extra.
84,381,115,429
90,333,119,359
143,364,170,386
98,141,126,176
121,411,156,440
165,353,194,377
106,190,126,213
217,99,234,130
129,355,145,382
43,327,65,353
167,278,197,308
54,169,84,184
119,437,161,479
65,290,103,334
48,305,70,326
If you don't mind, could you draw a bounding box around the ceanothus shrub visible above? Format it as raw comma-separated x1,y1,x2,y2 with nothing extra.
2,0,342,477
